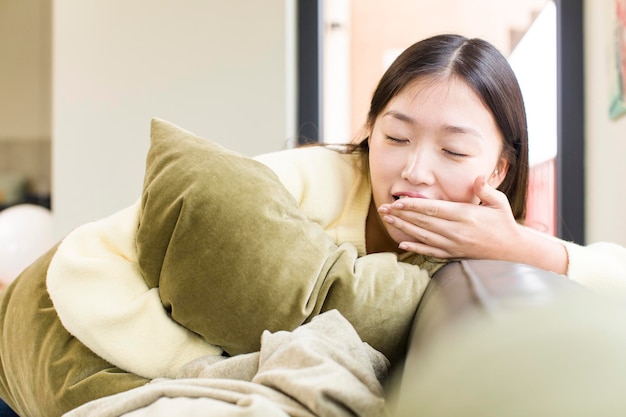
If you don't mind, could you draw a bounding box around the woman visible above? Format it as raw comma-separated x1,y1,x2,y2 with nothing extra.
257,33,626,290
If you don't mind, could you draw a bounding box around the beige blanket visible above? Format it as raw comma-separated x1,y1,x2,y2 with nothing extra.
63,310,390,417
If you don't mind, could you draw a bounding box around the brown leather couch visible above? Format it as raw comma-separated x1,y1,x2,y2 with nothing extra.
392,259,626,416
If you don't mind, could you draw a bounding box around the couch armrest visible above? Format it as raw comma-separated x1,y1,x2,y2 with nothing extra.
408,259,581,351
392,259,626,416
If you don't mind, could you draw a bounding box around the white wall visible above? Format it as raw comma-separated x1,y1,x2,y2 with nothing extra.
52,0,295,238
584,1,626,245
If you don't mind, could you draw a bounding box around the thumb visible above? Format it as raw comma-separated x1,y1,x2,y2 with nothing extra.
473,175,507,208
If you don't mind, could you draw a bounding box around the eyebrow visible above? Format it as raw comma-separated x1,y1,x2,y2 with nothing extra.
383,110,484,139
384,110,416,125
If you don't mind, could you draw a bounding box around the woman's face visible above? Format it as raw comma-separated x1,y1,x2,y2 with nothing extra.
368,75,509,244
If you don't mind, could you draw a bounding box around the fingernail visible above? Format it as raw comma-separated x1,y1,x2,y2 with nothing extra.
383,215,395,224
378,206,390,214
391,201,405,209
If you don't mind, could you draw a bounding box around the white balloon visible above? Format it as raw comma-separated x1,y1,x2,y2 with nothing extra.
0,204,54,287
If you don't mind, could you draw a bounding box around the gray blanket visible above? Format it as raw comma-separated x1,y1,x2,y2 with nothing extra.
63,310,390,417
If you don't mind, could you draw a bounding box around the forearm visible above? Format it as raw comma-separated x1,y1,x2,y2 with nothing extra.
505,225,569,275
504,227,626,302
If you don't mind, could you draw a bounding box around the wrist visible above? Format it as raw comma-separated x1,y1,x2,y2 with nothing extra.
516,225,568,275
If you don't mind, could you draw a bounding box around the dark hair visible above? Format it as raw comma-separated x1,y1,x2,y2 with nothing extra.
358,34,529,220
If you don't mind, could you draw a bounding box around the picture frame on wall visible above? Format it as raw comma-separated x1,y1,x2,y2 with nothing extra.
610,0,626,119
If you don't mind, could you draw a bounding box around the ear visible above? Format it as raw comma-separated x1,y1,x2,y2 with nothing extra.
488,158,510,188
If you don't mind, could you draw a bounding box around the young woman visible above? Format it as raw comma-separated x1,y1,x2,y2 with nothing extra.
256,33,626,291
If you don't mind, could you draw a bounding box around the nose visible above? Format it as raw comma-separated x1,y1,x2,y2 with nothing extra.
401,148,435,185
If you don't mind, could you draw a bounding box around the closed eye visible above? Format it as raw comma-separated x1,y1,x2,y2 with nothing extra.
386,135,408,144
443,149,468,158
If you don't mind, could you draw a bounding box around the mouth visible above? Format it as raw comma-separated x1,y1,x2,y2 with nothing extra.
392,192,427,201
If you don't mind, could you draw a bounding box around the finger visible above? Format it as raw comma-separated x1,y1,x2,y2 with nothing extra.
383,209,453,237
388,198,471,222
473,175,509,209
382,213,452,247
398,240,452,259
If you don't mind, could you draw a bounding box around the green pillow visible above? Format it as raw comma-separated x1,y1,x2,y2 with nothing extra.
136,118,431,364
